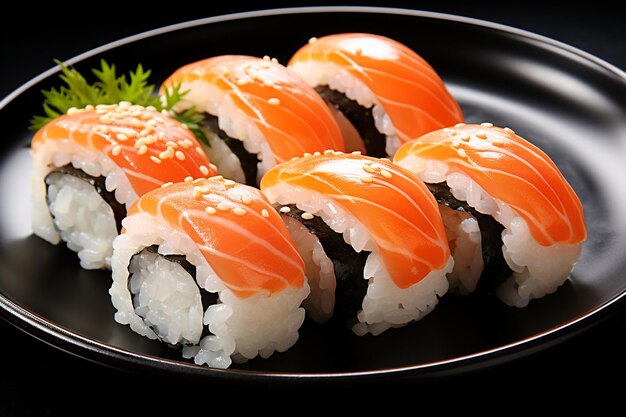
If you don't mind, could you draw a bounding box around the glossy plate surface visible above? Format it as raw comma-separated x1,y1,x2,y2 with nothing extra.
1,7,625,381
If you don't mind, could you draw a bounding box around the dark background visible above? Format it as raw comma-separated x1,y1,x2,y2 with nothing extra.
1,1,625,413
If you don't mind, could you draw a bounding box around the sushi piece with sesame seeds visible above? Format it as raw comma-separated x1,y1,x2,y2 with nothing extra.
30,103,216,269
161,55,345,186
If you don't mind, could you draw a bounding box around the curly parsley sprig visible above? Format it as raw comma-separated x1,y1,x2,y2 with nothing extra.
30,60,207,145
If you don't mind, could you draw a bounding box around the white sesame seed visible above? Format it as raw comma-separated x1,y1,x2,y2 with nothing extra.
159,149,172,159
301,212,314,220
279,206,291,214
452,139,461,147
196,146,204,155
138,145,148,155
303,152,312,157
150,156,162,164
263,55,271,61
352,151,362,155
481,122,494,127
363,165,375,173
217,203,230,211
324,150,334,155
260,61,270,69
184,176,193,183
175,151,185,160
271,58,278,64
268,98,280,106
355,47,363,55
193,178,205,184
116,133,128,141
111,145,122,156
139,129,150,136
455,123,466,128
161,109,170,115
504,127,515,134
205,206,217,215
147,119,157,127
261,209,269,218
492,138,504,146
200,165,209,176
241,195,252,204
67,107,78,115
457,149,467,158
460,133,470,141
380,169,392,178
361,175,373,183
209,163,217,172
161,182,173,188
224,180,236,187
233,208,247,216
290,156,299,162
209,175,224,181
237,78,250,86
476,132,487,139
313,151,321,156
308,36,318,44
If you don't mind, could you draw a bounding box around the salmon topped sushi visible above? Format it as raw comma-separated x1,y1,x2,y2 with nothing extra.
31,102,216,269
261,152,453,335
110,177,309,368
161,55,345,185
288,33,464,157
394,123,586,306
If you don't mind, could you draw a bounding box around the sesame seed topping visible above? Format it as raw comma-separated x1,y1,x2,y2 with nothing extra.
279,206,291,214
263,55,271,62
184,176,193,183
324,150,334,155
455,123,466,128
119,101,131,108
260,61,270,69
481,122,494,127
504,127,515,134
161,109,169,115
355,47,363,55
476,132,487,139
147,119,157,127
67,107,78,115
268,97,280,106
196,146,204,155
175,151,185,160
193,178,205,184
241,195,252,205
301,212,314,220
237,78,250,86
159,149,172,159
352,151,362,155
261,209,269,218
209,163,217,172
116,133,128,141
380,169,392,179
224,179,236,187
209,175,224,181
111,145,122,156
271,58,278,64
161,182,173,188
460,133,470,141
492,138,504,146
363,165,375,173
308,37,318,44
221,66,230,75
313,151,321,156
150,156,162,164
360,175,373,183
233,208,247,216
200,165,209,176
452,139,461,147
140,129,150,136
457,149,467,158
217,203,230,211
303,152,312,157
364,160,373,165
138,145,148,155
205,206,217,215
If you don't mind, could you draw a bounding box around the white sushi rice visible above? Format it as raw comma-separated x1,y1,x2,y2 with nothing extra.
110,213,309,369
282,216,336,323
170,83,275,183
397,155,583,307
31,139,136,269
46,175,118,269
439,205,483,295
289,61,402,156
264,184,453,336
128,250,204,345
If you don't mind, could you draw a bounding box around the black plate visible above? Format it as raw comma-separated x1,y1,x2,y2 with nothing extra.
1,7,625,381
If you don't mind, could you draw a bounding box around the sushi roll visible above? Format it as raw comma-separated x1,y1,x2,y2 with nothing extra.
161,55,345,186
110,177,309,368
260,152,453,335
31,103,216,269
288,33,464,157
394,123,586,307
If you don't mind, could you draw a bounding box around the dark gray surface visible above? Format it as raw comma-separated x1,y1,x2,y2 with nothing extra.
1,2,625,413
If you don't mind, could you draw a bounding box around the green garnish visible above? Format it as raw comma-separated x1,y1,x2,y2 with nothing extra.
29,59,207,145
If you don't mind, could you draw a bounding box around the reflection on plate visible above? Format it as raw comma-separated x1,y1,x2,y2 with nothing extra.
1,7,626,381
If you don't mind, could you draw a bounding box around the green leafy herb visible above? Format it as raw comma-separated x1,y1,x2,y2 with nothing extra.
30,59,207,146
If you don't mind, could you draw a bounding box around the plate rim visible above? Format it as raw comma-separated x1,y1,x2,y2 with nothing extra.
1,5,625,381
